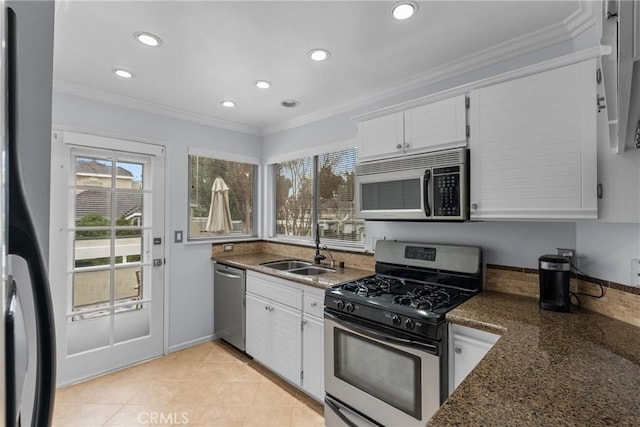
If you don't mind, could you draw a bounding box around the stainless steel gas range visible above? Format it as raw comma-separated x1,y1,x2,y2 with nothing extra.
324,240,482,426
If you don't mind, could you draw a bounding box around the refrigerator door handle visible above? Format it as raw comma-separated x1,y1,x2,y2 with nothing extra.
5,7,56,427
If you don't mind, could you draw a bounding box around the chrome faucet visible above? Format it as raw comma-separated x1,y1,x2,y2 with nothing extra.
322,245,336,268
314,223,326,264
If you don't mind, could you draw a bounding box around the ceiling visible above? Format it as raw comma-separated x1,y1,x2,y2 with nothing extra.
53,1,590,136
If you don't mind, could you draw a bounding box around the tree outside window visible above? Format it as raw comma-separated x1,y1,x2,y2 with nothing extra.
275,148,364,246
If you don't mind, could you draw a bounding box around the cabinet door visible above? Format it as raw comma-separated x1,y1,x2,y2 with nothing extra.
358,112,404,161
469,60,598,220
270,302,302,386
245,293,270,365
404,94,467,153
448,324,499,394
302,314,324,401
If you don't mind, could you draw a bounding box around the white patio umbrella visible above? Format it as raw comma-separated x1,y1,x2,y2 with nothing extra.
205,177,233,233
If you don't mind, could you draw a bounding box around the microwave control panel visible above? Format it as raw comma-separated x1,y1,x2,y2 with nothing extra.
433,166,460,217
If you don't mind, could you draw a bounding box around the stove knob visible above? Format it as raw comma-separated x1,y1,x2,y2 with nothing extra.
392,315,401,326
345,303,355,313
336,300,345,310
405,319,415,330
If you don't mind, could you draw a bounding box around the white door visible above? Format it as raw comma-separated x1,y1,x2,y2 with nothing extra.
50,130,166,385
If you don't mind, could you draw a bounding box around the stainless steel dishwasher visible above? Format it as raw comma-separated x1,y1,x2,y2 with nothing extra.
214,263,246,351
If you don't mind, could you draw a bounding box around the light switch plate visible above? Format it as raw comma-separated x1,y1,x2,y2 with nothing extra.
631,259,640,287
174,230,183,243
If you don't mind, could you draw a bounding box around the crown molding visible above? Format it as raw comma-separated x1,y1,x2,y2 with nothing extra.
262,2,597,135
53,80,262,136
54,2,597,139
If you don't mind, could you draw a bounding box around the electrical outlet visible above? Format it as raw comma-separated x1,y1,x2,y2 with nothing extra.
556,248,576,267
631,259,640,287
223,244,234,252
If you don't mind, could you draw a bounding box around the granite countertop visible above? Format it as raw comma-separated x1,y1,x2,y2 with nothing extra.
430,291,640,426
213,252,374,289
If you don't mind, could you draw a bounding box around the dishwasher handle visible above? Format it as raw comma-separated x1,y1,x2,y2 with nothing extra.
215,270,243,280
214,264,246,280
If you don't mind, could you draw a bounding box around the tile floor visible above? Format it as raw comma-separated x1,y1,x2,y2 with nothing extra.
53,340,325,427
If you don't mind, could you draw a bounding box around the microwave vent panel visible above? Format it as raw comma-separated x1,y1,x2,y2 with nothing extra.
356,149,463,175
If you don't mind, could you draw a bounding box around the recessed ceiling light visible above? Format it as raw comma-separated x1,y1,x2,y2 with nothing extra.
221,100,236,108
392,2,417,20
281,99,300,108
134,32,162,47
308,49,330,62
255,80,272,89
112,68,134,79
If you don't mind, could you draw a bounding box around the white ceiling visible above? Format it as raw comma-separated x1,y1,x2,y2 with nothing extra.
53,1,590,135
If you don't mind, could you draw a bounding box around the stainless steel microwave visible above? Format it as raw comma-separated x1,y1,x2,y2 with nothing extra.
355,148,469,221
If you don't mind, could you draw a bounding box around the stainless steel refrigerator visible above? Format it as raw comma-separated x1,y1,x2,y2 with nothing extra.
1,1,56,426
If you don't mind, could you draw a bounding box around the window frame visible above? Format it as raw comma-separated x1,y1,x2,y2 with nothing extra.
270,146,364,250
187,148,260,242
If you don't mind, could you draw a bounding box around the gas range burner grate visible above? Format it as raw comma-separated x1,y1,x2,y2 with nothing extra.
341,276,402,297
392,286,460,311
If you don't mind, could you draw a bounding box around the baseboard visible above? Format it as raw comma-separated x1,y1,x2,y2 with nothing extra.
168,334,216,353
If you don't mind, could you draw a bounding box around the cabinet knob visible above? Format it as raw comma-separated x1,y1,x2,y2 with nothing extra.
396,143,403,149
454,345,462,354
471,203,478,210
404,143,410,149
310,301,317,307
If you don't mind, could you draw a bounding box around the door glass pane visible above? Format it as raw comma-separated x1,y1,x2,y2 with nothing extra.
114,234,142,262
335,329,422,419
75,189,113,226
114,267,141,301
115,189,144,227
76,157,113,187
115,161,143,189
74,231,112,268
72,270,110,312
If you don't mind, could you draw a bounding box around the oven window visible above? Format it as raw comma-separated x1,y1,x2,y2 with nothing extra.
361,179,421,211
334,329,422,419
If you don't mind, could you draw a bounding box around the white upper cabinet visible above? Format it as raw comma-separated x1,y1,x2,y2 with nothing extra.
404,95,467,155
468,59,599,220
357,112,404,160
358,94,468,161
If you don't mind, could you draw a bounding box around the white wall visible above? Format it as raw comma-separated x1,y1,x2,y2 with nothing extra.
365,221,576,269
576,223,640,285
52,92,262,351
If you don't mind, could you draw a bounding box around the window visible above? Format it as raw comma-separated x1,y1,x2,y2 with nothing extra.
275,147,364,246
188,155,258,240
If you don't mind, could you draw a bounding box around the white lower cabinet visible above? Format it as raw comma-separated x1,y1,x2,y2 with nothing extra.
302,294,325,401
448,323,500,395
245,271,324,401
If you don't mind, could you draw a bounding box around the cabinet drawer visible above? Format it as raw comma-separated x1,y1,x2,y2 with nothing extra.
247,272,303,310
303,294,324,318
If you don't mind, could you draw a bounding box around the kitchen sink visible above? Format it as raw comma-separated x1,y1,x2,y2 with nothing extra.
260,259,313,270
287,266,335,276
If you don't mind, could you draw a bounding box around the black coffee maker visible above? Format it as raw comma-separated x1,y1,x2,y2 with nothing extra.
538,255,571,312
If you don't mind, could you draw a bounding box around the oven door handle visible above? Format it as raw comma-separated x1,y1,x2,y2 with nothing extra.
325,311,438,354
